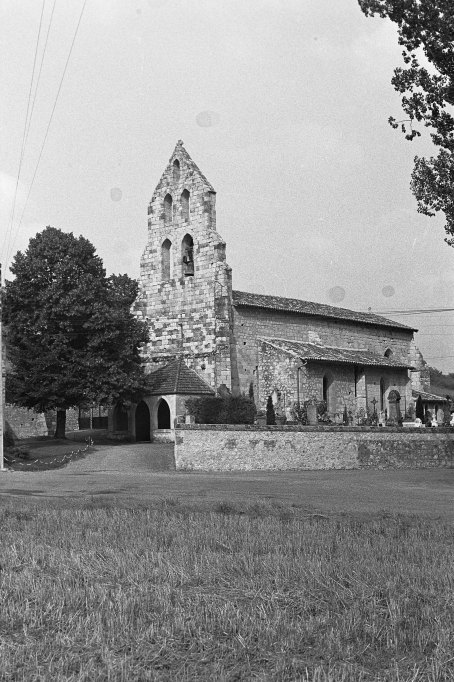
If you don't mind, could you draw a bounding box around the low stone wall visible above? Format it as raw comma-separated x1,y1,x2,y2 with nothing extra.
5,405,80,440
174,425,454,471
5,404,48,439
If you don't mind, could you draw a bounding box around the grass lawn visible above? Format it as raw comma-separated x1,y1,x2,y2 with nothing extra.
0,498,453,681
3,434,95,471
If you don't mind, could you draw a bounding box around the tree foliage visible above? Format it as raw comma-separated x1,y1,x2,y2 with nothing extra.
428,365,454,397
3,227,149,436
359,1,454,244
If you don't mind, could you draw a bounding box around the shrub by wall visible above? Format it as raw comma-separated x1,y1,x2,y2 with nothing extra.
185,395,256,425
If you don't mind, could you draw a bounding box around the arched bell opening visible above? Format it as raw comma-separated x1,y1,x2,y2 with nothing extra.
164,193,173,224
181,233,194,277
172,159,180,183
181,189,190,222
161,238,172,280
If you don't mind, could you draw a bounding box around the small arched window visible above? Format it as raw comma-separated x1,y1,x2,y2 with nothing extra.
384,348,393,358
380,378,386,411
181,189,190,221
172,159,180,183
182,233,194,276
161,239,171,280
164,194,172,224
322,374,332,410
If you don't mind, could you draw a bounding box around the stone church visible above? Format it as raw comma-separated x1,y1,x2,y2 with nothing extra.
108,140,430,441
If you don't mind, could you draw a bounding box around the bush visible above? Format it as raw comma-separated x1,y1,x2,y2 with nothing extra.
291,402,307,424
7,446,31,460
343,405,349,425
266,396,276,425
316,400,332,424
185,395,256,425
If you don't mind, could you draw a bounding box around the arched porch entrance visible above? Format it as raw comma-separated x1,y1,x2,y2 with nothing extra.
157,399,171,429
135,401,151,441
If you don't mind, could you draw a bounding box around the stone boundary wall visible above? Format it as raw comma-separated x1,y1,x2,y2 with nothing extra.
174,425,454,471
5,404,48,440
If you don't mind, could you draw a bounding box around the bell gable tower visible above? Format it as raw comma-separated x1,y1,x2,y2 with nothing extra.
135,141,233,390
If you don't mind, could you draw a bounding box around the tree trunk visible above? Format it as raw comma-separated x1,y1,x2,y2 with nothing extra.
54,409,66,439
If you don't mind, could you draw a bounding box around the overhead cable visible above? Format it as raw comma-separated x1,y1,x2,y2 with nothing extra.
1,0,46,266
6,0,88,268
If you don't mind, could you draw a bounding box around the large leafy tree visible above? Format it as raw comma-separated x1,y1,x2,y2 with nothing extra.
358,1,454,244
3,226,149,437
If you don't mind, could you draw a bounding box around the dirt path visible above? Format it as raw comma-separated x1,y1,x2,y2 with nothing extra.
1,442,453,518
64,442,175,473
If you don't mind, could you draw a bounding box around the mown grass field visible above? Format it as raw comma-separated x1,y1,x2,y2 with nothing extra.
1,499,453,681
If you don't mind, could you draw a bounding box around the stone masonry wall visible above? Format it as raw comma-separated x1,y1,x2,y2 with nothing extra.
135,141,232,390
234,306,415,410
5,404,48,439
175,425,454,471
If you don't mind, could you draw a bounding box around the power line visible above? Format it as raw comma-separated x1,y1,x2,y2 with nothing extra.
6,0,88,268
1,0,46,264
424,356,454,360
23,0,57,152
375,308,454,315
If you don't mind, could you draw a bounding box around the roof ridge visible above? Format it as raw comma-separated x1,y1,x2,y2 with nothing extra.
259,336,369,352
233,290,417,332
261,338,413,369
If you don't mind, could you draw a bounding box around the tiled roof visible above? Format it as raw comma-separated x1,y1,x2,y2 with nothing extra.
262,338,413,369
412,389,448,403
232,290,417,332
146,358,215,395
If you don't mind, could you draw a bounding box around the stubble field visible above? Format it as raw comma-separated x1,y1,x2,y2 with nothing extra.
1,496,453,681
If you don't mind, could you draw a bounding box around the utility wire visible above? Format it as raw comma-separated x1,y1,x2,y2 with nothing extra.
23,0,57,152
6,0,88,268
375,308,454,315
1,0,46,266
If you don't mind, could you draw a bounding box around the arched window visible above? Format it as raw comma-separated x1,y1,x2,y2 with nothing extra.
164,194,172,224
182,233,194,276
172,159,180,183
181,189,190,221
157,399,171,429
161,239,171,280
384,348,393,358
380,378,386,411
322,374,332,410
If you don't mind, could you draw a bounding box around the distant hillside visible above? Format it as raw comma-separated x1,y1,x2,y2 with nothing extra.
429,367,454,399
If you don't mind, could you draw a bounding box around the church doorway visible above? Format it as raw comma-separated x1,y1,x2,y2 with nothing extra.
135,401,151,441
322,374,333,411
157,399,171,429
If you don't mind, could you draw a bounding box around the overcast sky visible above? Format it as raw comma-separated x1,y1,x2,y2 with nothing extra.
1,0,453,372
